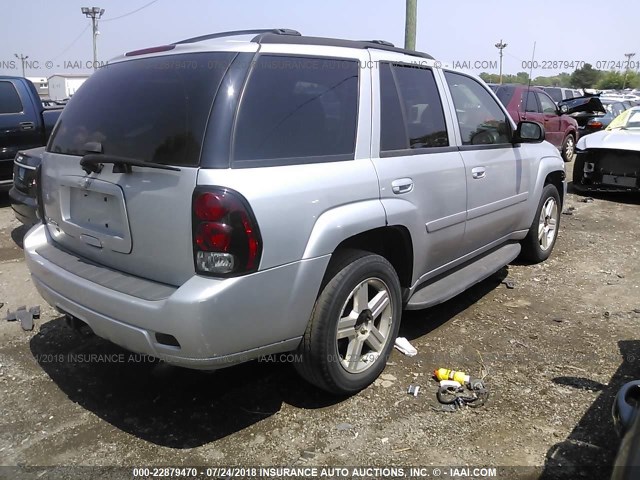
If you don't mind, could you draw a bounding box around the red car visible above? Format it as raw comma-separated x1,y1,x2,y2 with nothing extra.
489,84,579,161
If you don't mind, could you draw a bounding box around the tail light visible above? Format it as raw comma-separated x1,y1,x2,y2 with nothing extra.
192,188,262,276
588,120,603,130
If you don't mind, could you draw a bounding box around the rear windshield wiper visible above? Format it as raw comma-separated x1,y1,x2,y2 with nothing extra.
80,154,182,174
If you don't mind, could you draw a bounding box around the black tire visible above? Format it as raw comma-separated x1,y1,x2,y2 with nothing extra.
561,134,576,162
294,250,402,395
572,154,586,192
520,184,561,263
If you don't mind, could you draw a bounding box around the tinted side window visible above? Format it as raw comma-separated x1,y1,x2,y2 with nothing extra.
48,52,235,166
0,81,23,114
444,72,512,146
538,93,557,114
379,63,448,151
379,64,407,151
233,55,358,165
524,91,539,112
544,88,562,103
494,86,515,107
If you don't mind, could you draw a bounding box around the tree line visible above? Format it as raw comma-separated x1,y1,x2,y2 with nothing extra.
479,64,640,89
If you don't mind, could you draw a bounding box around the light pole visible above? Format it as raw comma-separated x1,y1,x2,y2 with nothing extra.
14,53,29,77
404,0,417,51
495,40,507,84
623,52,636,89
81,6,105,70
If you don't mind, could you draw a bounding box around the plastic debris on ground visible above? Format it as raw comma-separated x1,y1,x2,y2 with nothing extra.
432,367,489,411
5,305,41,331
394,337,417,356
407,384,420,397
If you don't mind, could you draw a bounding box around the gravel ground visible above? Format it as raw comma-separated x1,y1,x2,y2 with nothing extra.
0,173,639,480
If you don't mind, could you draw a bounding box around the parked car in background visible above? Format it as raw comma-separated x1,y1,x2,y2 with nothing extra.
490,83,584,161
24,29,566,395
9,146,44,224
573,106,640,192
541,86,582,104
0,76,63,191
571,98,630,137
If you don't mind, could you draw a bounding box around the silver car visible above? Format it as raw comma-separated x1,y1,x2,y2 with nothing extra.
25,29,566,394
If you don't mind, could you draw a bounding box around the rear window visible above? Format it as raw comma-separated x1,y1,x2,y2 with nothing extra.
493,86,515,107
544,88,562,103
232,55,358,166
48,52,235,166
0,81,23,114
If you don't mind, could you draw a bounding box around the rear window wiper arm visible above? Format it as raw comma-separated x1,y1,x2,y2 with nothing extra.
80,154,182,174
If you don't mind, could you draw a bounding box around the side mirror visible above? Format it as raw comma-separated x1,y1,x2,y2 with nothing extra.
514,121,545,144
558,104,569,114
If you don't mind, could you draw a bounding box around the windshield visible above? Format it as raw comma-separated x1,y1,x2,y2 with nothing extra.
607,109,640,130
47,52,235,166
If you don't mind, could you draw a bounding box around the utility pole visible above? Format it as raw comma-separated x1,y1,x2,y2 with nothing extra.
81,6,105,70
404,0,417,51
495,40,507,84
14,54,29,77
623,52,636,89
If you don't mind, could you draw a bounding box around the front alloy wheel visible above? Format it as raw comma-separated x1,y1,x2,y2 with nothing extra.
520,183,561,263
538,197,558,251
562,135,575,162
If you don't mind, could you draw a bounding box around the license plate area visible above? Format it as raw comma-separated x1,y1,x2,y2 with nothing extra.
69,189,124,237
602,174,637,188
57,177,132,254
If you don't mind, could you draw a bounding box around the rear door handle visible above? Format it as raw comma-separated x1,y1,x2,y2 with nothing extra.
391,178,414,194
19,122,35,131
471,167,486,179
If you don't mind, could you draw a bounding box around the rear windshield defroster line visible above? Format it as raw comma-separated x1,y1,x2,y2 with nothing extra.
47,52,236,167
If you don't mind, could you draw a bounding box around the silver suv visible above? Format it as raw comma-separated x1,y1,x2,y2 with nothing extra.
25,29,566,394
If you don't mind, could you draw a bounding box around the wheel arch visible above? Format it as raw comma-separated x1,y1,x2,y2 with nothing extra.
328,226,414,292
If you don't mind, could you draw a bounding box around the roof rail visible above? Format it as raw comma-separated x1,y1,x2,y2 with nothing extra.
366,40,395,47
255,33,434,60
174,28,300,45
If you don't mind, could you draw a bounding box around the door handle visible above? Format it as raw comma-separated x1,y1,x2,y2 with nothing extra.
391,178,414,194
471,167,486,179
19,122,35,131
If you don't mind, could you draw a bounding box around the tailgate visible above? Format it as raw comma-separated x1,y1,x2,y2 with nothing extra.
41,50,237,286
41,154,198,285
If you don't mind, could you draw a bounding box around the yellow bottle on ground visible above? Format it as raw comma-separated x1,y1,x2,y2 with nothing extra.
434,368,471,385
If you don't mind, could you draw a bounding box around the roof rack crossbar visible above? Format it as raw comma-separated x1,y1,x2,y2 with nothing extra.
174,28,300,45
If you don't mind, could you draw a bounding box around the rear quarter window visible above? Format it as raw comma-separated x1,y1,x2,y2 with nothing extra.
47,52,235,166
232,55,359,167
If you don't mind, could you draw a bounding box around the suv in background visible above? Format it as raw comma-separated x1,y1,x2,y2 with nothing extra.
541,86,582,104
490,84,581,161
24,29,566,395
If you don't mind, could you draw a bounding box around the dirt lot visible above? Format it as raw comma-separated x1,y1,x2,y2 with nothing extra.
1,171,639,479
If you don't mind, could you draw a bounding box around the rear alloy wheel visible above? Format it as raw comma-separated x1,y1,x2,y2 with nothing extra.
294,250,402,395
520,184,561,263
561,134,576,162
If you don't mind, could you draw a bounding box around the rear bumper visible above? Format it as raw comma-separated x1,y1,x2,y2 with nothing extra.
25,224,330,369
9,186,38,225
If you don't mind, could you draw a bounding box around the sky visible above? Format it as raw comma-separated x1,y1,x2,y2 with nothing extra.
2,0,639,79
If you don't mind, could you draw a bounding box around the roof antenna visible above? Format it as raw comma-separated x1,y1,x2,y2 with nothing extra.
523,41,536,121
